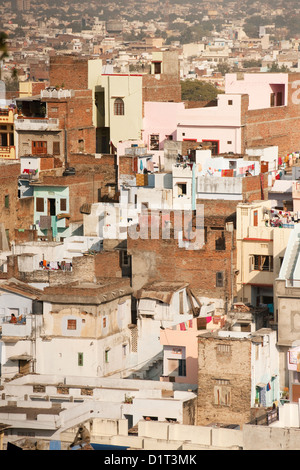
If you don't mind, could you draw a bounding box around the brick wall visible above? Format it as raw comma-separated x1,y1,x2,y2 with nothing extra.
49,55,89,90
69,252,122,282
0,163,34,242
94,251,122,279
142,74,182,116
242,73,300,158
119,155,137,176
45,89,96,159
39,155,117,224
127,207,237,305
197,335,252,428
242,173,269,202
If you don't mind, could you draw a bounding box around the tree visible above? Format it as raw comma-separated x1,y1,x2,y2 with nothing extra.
0,32,8,80
181,80,223,102
268,63,290,72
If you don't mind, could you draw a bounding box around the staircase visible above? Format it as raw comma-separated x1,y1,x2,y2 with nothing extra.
126,352,163,380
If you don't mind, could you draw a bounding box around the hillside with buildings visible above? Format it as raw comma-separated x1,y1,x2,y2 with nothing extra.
0,0,300,453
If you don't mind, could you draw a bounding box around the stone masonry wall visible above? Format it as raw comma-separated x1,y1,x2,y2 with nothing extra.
197,335,252,428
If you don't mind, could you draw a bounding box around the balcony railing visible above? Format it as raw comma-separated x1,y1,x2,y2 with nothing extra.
14,117,59,131
249,407,279,426
1,315,32,338
0,108,14,124
0,146,16,159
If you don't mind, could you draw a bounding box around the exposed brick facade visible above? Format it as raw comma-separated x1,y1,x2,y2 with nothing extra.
49,55,89,90
127,205,237,307
45,89,96,159
242,73,300,158
197,333,252,428
0,162,34,242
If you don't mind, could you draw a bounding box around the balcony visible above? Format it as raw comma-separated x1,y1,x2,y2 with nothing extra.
0,108,14,124
1,315,32,339
0,146,16,159
14,117,59,132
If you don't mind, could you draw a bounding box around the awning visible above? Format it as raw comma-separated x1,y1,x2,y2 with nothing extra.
256,383,267,389
8,354,32,361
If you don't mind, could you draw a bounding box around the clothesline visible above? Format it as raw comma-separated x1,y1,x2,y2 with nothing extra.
39,260,72,271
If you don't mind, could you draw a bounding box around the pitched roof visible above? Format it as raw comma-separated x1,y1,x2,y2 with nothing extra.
0,278,43,300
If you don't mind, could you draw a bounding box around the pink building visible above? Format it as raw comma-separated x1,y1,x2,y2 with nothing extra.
142,73,294,159
225,73,288,110
160,315,226,384
142,101,185,151
176,73,289,155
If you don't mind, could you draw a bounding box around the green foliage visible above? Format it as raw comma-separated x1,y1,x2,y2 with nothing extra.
268,63,290,72
181,80,223,102
0,32,8,61
243,59,262,68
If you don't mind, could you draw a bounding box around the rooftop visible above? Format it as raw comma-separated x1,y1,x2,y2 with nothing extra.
41,278,132,304
136,281,189,304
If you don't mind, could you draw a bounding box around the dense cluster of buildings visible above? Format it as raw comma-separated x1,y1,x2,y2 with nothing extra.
2,0,300,92
1,12,300,450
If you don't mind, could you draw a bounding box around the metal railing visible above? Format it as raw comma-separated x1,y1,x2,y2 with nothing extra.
249,407,279,426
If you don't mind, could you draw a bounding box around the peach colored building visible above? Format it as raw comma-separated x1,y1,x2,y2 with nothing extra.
160,315,226,385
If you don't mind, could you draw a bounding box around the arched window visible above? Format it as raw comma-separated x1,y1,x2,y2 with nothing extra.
114,98,124,115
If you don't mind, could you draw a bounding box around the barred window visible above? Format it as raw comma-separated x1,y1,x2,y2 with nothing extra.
67,319,76,330
114,98,124,115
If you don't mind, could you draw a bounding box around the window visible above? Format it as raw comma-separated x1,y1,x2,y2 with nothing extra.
215,232,226,251
168,357,186,377
150,134,159,150
179,291,184,314
228,100,233,105
217,344,231,354
60,198,67,211
32,141,47,155
216,271,224,287
250,255,273,272
202,140,219,155
122,344,128,356
114,98,124,116
253,210,258,226
67,319,77,330
103,317,107,328
78,352,83,366
153,61,161,74
78,139,84,152
178,359,186,377
214,381,231,406
270,93,275,107
0,133,8,146
277,91,283,106
36,197,44,212
4,195,9,208
177,183,187,196
105,349,110,363
121,250,130,267
53,141,60,155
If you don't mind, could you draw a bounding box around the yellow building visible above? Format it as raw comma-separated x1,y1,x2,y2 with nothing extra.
0,108,16,160
236,200,292,320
